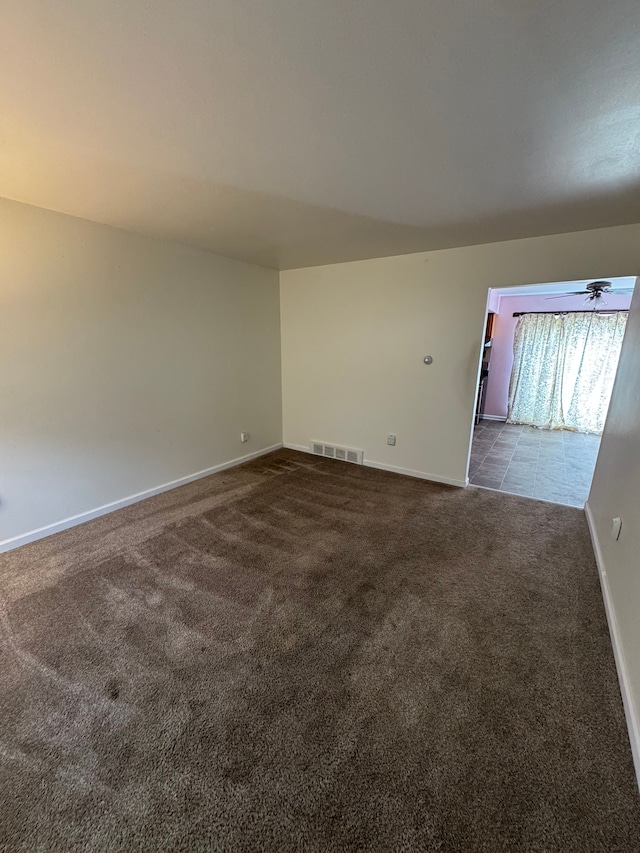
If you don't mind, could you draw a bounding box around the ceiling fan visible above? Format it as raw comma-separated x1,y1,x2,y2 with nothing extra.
545,280,634,307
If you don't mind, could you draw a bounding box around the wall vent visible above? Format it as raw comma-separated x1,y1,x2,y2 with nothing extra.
310,441,364,465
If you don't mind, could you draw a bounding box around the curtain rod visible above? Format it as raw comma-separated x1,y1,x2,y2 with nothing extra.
512,309,629,317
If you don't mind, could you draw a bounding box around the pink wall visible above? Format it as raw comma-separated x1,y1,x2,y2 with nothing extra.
484,292,633,419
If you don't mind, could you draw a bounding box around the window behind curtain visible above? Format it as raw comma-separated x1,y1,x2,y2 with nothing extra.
507,311,627,434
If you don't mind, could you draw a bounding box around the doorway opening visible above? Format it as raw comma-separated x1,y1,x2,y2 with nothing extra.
469,276,636,507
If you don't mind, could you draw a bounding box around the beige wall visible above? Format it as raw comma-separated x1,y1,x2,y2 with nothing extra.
280,223,640,483
0,197,281,546
588,282,640,769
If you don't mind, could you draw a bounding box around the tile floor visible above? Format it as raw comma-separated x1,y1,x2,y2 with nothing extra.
469,420,601,507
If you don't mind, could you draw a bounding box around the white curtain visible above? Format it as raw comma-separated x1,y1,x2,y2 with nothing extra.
507,311,627,434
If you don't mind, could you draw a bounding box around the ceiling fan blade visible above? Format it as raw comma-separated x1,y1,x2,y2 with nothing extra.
545,293,581,299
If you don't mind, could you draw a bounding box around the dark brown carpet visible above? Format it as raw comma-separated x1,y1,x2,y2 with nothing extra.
0,449,638,851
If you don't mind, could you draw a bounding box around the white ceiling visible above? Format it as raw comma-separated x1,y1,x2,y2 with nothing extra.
2,1,640,269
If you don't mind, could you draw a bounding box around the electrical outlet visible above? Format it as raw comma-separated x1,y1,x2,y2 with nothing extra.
240,432,249,443
387,434,396,446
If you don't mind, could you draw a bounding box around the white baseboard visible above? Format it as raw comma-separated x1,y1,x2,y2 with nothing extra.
363,459,468,488
479,414,507,422
585,501,640,790
0,443,283,554
282,443,468,488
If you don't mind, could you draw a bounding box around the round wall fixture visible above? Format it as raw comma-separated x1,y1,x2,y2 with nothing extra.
423,355,433,365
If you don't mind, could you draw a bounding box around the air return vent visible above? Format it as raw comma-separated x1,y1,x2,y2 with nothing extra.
310,441,364,465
